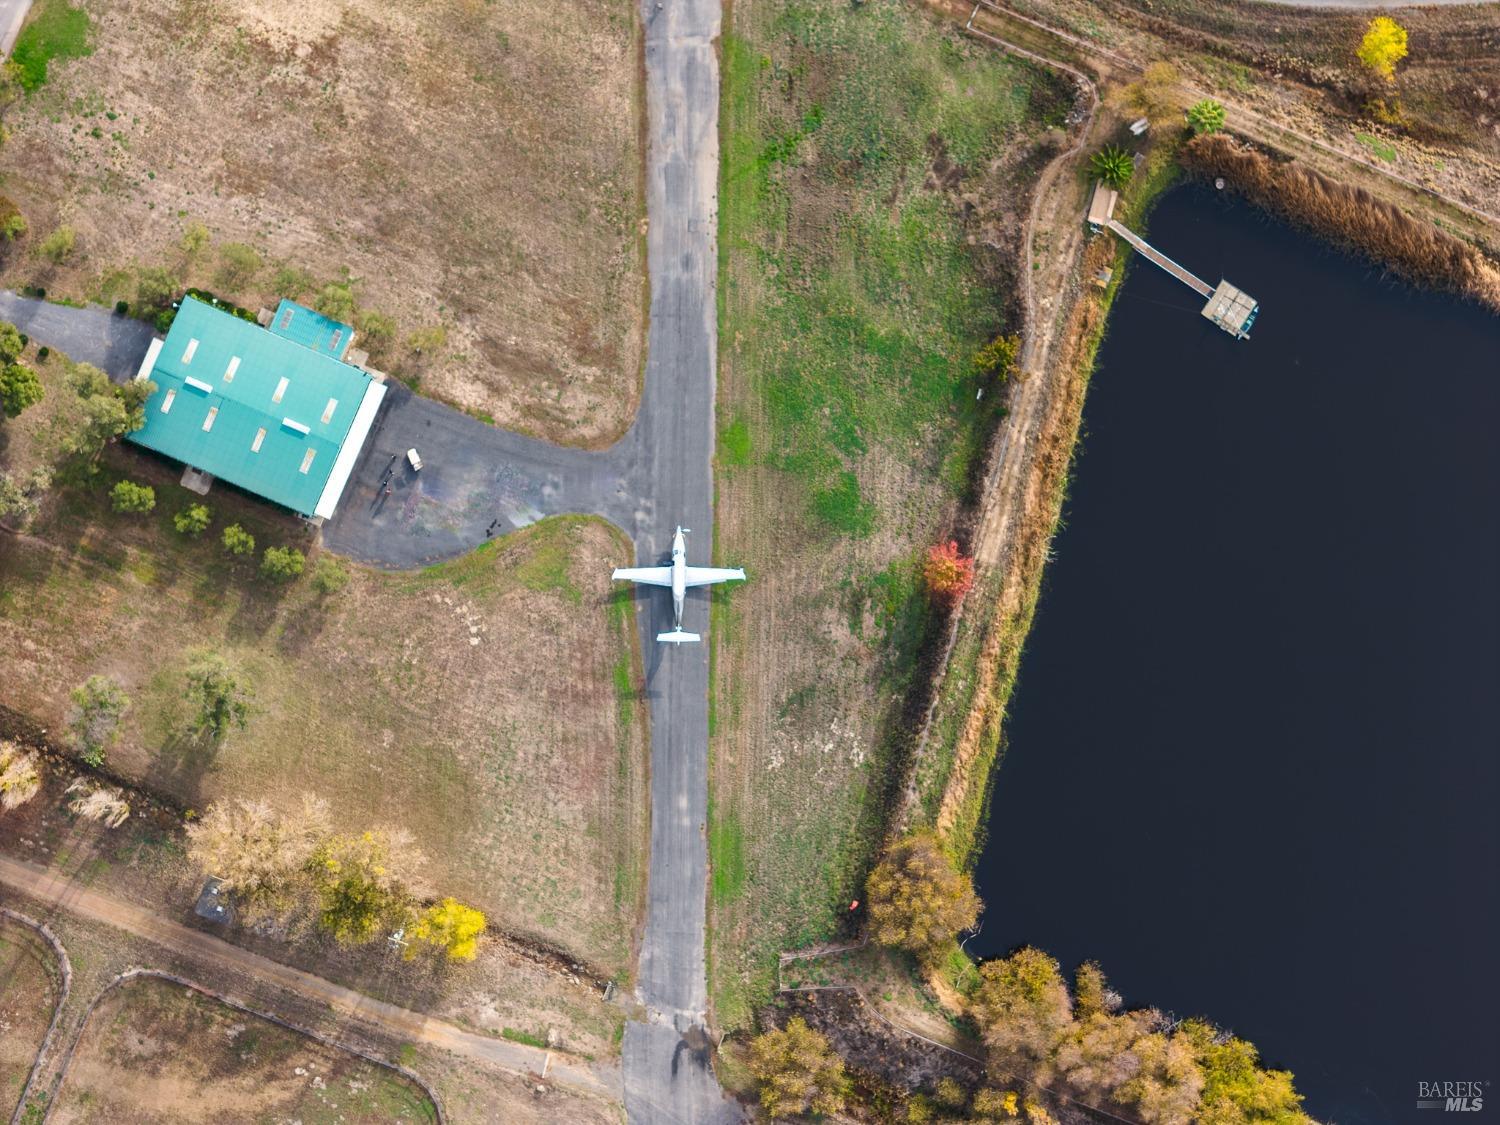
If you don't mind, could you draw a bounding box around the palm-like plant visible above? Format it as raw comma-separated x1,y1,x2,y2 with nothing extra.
1091,145,1134,189
1187,98,1226,135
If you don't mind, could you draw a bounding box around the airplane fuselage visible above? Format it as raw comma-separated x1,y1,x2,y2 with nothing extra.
671,527,688,626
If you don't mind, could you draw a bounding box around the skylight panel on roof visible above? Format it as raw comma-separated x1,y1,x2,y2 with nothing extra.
300,449,317,474
202,406,218,432
252,427,267,452
185,376,214,393
182,339,199,363
224,357,240,383
282,417,310,435
322,398,338,424
273,377,289,404
279,308,294,330
160,388,176,413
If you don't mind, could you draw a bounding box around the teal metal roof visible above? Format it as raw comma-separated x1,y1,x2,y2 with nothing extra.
128,296,378,516
268,299,354,360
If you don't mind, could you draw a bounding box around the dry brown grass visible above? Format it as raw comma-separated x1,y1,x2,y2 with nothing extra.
1,0,643,444
0,917,60,1119
1183,132,1500,311
0,439,647,981
51,975,436,1124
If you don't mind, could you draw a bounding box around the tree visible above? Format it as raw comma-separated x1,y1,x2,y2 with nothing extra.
67,675,130,768
972,1088,1022,1122
110,479,155,513
0,322,23,362
59,363,144,457
1186,99,1226,136
0,206,26,242
182,651,250,741
1119,61,1183,126
65,779,131,827
117,377,155,433
972,332,1020,381
971,948,1076,1080
354,309,396,353
0,740,42,811
314,278,357,323
311,556,350,595
135,266,181,314
187,795,331,917
1090,145,1134,189
924,541,976,606
38,224,75,263
261,545,305,581
178,221,210,258
407,898,487,962
1116,1030,1205,1125
0,467,51,522
1179,1021,1310,1125
215,241,262,290
174,504,212,536
0,362,42,417
1056,1006,1160,1105
308,830,420,944
1357,17,1408,83
746,1016,851,1120
866,832,980,965
222,523,256,556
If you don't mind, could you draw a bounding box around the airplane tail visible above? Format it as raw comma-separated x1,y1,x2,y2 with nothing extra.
656,628,701,645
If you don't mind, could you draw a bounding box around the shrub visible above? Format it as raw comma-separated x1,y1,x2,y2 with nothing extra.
1186,98,1225,136
0,362,43,417
314,278,356,323
867,831,981,965
182,651,250,741
178,221,210,257
215,241,262,290
36,346,48,360
972,333,1020,381
924,541,975,605
407,898,487,962
747,1017,851,1119
354,309,397,352
66,779,130,827
135,266,181,314
174,503,212,536
0,198,26,242
109,479,155,513
67,675,129,768
38,224,76,263
0,741,42,811
113,298,129,315
221,523,255,556
1090,145,1133,189
260,545,305,581
1357,16,1408,83
310,556,350,595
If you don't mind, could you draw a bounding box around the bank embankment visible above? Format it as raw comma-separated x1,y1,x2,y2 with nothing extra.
1182,132,1500,313
913,140,1183,867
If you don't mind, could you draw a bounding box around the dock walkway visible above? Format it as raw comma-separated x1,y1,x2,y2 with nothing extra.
1106,219,1213,298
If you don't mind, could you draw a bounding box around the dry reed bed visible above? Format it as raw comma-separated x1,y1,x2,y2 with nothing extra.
1182,133,1500,313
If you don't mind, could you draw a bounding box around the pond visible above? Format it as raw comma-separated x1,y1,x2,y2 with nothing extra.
969,181,1499,1123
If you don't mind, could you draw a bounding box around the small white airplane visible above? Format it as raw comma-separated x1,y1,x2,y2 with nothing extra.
612,526,745,644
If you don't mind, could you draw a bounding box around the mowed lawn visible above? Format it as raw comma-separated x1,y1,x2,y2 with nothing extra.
51,976,436,1124
0,434,647,974
710,0,1068,1025
1,0,643,443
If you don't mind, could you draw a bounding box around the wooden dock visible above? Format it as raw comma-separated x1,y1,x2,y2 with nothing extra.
1106,219,1213,298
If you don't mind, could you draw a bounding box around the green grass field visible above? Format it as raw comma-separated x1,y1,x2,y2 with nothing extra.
10,0,92,91
710,0,1064,1028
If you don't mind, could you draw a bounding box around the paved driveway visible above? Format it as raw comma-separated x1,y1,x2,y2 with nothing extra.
0,291,157,380
320,382,634,569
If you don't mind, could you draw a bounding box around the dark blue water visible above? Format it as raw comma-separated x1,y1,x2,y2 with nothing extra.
970,182,1500,1123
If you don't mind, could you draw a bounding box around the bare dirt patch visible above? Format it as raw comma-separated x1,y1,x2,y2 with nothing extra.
1,0,644,444
0,917,62,1118
50,975,436,1123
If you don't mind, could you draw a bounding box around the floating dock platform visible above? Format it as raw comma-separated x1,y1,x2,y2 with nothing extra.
1089,183,1260,339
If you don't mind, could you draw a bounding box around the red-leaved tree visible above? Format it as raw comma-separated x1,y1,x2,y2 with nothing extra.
924,541,975,605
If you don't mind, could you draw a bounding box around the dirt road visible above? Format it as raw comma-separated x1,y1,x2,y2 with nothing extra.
0,855,622,1106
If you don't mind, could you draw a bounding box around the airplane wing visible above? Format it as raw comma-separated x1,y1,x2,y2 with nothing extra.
612,566,673,586
683,566,746,587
